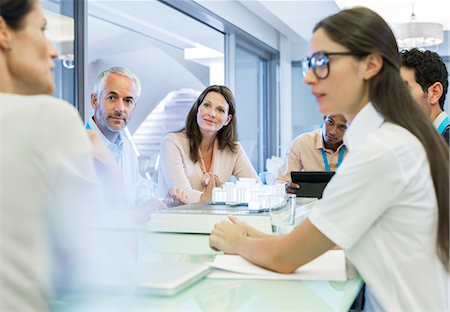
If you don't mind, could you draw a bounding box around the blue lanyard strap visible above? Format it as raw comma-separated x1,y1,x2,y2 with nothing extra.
437,116,449,135
321,145,346,172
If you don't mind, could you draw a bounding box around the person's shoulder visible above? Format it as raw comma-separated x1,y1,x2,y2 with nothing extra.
291,128,320,146
162,131,188,146
2,93,81,124
369,123,425,159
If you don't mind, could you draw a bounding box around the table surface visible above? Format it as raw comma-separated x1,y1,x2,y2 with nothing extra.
60,230,363,311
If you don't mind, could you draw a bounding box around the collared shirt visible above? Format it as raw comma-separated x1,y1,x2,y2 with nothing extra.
87,118,152,207
309,103,447,311
433,111,450,144
276,128,347,183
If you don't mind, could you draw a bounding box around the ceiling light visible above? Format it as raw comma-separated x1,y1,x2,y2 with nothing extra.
391,5,444,49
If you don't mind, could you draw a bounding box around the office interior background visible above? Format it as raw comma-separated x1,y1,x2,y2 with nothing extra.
42,0,450,179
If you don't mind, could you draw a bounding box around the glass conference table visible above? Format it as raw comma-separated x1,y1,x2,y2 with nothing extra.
61,229,363,311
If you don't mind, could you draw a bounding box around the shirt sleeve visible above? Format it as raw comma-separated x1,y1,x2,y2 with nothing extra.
276,138,304,183
159,135,202,203
309,143,406,250
231,144,259,180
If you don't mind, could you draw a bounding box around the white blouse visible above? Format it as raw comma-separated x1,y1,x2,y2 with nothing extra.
309,103,447,311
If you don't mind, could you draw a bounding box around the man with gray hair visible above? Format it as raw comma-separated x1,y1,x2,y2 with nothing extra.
87,67,186,208
87,66,144,208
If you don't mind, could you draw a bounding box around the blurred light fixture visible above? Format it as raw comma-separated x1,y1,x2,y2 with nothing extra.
392,4,444,49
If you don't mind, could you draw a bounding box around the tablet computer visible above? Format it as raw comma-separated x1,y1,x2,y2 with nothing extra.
135,262,210,296
290,171,335,198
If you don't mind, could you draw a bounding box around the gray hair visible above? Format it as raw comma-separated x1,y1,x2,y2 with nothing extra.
93,66,142,99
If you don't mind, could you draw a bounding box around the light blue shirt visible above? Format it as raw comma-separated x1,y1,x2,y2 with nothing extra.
87,118,153,208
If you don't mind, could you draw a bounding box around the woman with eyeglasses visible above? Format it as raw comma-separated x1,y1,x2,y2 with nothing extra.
158,85,258,204
210,7,448,311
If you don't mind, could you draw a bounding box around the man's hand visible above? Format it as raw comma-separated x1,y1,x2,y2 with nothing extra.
285,182,300,194
163,188,188,207
86,130,116,167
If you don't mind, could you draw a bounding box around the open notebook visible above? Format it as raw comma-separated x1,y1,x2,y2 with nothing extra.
135,262,210,296
208,250,356,281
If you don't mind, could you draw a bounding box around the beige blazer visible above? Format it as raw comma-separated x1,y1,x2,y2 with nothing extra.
157,131,258,203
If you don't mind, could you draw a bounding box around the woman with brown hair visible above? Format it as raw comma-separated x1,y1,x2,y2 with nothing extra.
210,7,449,311
158,85,258,203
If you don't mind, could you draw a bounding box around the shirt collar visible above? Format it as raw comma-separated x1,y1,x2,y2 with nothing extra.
344,102,384,150
433,111,449,130
87,117,125,147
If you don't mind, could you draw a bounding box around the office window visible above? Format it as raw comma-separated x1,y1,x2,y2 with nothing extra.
291,62,322,138
86,0,225,179
41,0,76,105
235,46,264,171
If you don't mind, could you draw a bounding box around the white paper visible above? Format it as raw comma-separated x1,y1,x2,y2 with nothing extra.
208,250,347,281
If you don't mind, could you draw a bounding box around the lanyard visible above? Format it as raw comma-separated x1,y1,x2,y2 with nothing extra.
321,146,346,172
437,116,449,135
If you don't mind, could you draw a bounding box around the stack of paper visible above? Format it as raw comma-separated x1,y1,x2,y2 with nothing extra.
208,250,349,281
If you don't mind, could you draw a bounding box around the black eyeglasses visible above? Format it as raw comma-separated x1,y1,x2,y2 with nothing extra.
302,51,363,80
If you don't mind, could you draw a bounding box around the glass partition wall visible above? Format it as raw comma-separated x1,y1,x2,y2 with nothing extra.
51,0,280,178
41,0,76,105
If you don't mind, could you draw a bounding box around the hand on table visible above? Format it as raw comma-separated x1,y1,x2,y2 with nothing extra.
209,215,247,254
163,188,188,207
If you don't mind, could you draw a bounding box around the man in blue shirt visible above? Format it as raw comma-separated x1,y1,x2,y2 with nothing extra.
88,67,186,209
400,49,449,144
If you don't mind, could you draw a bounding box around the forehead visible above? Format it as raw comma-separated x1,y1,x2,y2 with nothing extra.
308,28,346,55
328,115,347,124
203,91,228,107
400,67,417,83
103,73,137,96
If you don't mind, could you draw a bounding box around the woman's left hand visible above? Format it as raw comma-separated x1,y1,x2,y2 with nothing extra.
209,218,247,254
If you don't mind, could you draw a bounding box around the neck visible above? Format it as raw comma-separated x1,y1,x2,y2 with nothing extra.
0,66,18,94
200,134,216,152
344,96,369,123
93,116,120,143
430,108,443,122
324,140,342,152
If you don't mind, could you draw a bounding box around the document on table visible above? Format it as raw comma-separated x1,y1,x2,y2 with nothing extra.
208,250,349,281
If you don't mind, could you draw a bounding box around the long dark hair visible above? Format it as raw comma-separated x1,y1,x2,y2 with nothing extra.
183,85,238,163
0,0,34,29
315,7,449,269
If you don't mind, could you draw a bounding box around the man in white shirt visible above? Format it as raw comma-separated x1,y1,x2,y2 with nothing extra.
400,49,449,144
88,67,186,209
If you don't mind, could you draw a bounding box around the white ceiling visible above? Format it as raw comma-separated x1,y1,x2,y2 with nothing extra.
335,0,450,30
241,0,449,43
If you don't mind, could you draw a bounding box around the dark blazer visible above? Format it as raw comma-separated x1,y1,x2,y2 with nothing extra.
441,125,449,145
